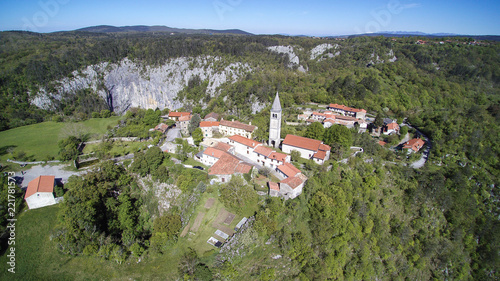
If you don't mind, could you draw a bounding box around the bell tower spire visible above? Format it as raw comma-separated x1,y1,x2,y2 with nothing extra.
269,92,282,148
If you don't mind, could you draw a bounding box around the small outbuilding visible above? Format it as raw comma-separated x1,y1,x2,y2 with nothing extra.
24,175,56,209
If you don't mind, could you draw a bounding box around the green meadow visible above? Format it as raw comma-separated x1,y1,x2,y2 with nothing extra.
0,117,122,163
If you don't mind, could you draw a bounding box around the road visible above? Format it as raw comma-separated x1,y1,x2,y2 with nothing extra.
15,164,86,188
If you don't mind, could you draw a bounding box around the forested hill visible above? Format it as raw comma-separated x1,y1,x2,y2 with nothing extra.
76,25,253,35
0,31,499,279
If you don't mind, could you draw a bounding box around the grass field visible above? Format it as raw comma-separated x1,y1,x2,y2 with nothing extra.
0,183,258,280
0,204,194,280
0,117,122,162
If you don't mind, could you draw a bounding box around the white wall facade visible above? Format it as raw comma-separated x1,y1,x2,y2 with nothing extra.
282,144,315,159
26,192,56,209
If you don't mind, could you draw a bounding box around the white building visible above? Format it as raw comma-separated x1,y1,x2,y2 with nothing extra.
269,92,282,148
219,120,257,139
24,175,56,209
327,103,367,120
254,146,289,170
228,135,261,158
281,135,331,164
199,121,220,138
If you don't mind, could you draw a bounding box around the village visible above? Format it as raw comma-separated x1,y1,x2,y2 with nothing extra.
21,92,429,210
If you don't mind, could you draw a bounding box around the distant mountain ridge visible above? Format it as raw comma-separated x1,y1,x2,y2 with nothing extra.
341,31,500,41
76,25,253,35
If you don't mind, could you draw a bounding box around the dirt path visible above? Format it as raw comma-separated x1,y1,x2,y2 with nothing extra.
191,212,205,233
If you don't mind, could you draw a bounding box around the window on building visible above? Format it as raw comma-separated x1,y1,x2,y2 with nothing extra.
222,178,225,183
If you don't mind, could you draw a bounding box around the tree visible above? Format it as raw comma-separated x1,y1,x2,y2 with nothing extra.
188,113,201,135
305,122,325,140
374,112,384,128
323,125,353,149
192,128,204,146
100,109,111,118
143,108,161,127
153,213,182,239
290,150,301,162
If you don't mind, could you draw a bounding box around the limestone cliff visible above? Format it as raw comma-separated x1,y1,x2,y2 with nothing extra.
31,56,252,114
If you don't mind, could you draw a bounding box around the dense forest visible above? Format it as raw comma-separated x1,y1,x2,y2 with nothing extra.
0,31,499,279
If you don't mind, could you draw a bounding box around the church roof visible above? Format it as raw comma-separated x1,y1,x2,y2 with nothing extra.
271,92,281,111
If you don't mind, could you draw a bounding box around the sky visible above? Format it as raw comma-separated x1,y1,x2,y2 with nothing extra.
0,0,499,35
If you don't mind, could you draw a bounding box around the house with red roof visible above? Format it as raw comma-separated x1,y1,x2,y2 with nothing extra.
208,153,254,183
281,135,331,164
199,121,220,138
168,112,191,121
204,112,220,122
179,114,192,136
228,135,261,157
327,103,367,119
383,122,400,135
219,119,257,139
254,146,289,170
403,138,426,153
271,163,308,199
24,175,56,209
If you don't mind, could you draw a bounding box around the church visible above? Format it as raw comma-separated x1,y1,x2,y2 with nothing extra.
269,91,282,148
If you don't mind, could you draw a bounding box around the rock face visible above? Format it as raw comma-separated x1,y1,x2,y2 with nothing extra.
267,45,308,72
310,43,340,60
31,56,252,114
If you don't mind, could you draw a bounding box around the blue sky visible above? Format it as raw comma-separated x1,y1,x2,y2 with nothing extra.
0,0,499,35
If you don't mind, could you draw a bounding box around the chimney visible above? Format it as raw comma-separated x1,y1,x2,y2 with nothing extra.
249,122,251,125
232,119,234,122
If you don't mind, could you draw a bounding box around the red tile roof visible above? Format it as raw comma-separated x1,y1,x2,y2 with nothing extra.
179,115,192,122
386,123,399,130
209,153,240,175
269,152,287,162
277,162,301,178
203,147,226,159
378,140,388,146
229,135,260,148
403,138,425,152
204,112,220,120
213,142,232,152
283,134,323,152
313,150,327,160
280,176,304,189
154,123,169,132
169,112,191,118
235,162,253,174
268,182,280,191
208,153,253,175
328,103,367,113
25,176,55,199
319,144,331,151
220,120,257,132
254,146,273,157
199,121,220,127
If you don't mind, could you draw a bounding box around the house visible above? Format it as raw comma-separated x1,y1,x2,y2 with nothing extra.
297,114,309,121
179,115,192,136
268,182,280,197
24,175,56,209
254,146,289,170
277,162,302,179
200,147,227,166
228,135,261,157
168,112,191,122
279,174,308,200
199,121,220,138
281,135,331,164
403,138,425,153
219,119,257,139
383,122,400,135
327,104,367,119
154,123,169,134
209,153,253,183
204,112,220,122
271,164,308,199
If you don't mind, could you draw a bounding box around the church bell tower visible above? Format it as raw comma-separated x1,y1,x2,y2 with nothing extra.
269,92,282,148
